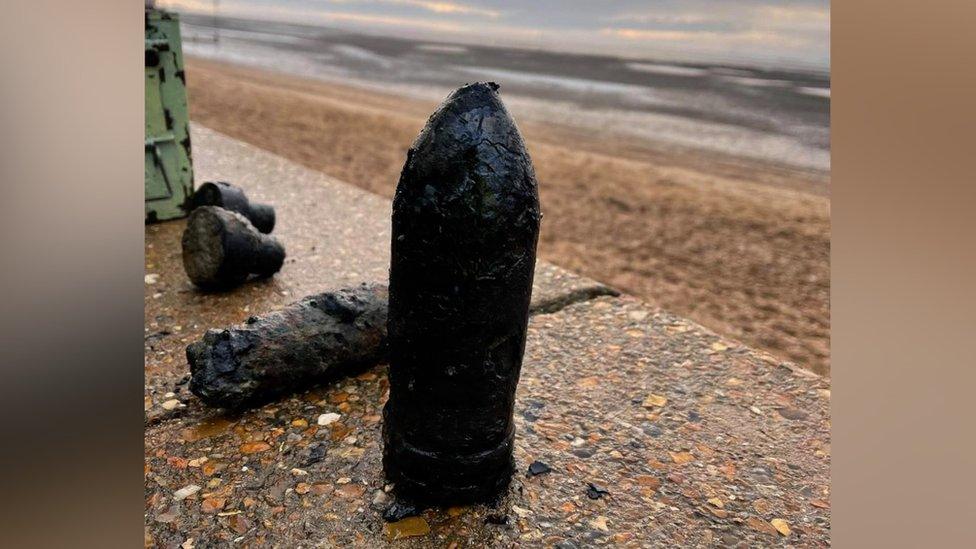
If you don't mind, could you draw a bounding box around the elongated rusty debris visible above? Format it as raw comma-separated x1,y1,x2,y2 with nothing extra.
181,206,285,289
182,283,612,411
191,181,277,233
383,82,542,505
187,284,388,410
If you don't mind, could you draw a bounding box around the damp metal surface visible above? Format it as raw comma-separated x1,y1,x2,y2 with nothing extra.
191,181,277,234
383,82,542,505
181,206,285,289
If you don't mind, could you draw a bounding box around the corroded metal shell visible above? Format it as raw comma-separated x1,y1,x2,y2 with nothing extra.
383,82,541,504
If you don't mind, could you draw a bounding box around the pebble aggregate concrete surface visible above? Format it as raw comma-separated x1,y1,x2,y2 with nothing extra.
145,125,830,547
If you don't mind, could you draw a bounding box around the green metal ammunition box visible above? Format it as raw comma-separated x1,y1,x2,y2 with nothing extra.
145,9,193,222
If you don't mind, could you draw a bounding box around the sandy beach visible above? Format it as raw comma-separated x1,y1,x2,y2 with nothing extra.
184,57,831,375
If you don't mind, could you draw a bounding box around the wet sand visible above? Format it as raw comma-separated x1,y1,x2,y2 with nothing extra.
184,57,831,375
180,15,830,172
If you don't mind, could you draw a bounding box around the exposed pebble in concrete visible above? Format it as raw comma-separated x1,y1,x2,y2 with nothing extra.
317,413,341,426
173,485,200,501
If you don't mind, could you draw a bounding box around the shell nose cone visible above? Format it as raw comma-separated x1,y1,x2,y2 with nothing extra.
405,81,530,180
423,81,515,139
448,81,501,103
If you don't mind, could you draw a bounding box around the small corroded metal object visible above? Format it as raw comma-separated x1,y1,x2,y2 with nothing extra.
181,205,285,289
191,181,277,233
187,284,388,410
383,82,542,505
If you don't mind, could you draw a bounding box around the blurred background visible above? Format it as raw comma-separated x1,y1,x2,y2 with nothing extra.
156,0,831,374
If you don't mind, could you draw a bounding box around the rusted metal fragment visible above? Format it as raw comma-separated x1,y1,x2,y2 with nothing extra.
181,281,608,413
383,82,542,505
191,181,276,233
186,284,388,410
181,206,285,289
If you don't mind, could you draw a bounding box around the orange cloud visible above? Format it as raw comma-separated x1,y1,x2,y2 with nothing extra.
402,1,501,18
159,0,502,20
602,27,805,48
326,0,502,19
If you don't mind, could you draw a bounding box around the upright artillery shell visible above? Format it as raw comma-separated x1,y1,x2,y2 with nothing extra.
191,181,277,233
181,205,285,289
382,82,541,504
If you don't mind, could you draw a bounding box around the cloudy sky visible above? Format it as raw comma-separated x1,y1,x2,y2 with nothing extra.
158,0,830,70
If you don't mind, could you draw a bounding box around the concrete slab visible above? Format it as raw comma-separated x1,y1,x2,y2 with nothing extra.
145,125,829,547
145,294,829,547
512,296,829,546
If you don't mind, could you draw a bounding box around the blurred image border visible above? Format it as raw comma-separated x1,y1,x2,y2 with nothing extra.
0,1,973,546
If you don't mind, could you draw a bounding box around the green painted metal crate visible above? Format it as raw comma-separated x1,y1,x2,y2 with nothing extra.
145,8,193,222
